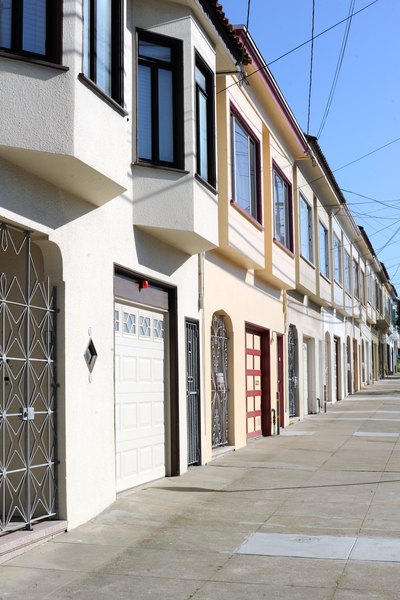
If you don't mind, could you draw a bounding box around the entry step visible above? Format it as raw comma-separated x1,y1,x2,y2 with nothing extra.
0,520,68,564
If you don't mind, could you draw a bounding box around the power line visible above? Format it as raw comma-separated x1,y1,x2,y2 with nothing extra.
317,0,356,139
306,0,315,136
217,0,379,95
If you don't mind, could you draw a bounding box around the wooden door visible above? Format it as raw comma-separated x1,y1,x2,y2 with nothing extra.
246,331,262,439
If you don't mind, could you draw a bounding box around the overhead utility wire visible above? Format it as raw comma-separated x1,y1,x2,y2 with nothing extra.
317,0,356,139
295,134,400,194
217,0,379,95
306,0,315,136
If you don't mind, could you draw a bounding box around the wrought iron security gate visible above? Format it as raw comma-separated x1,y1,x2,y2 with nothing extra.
288,326,296,417
186,321,199,465
211,314,228,447
0,224,58,533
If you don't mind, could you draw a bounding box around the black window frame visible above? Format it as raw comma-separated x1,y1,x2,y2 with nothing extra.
136,28,184,170
83,0,123,106
0,0,62,64
195,50,216,187
231,103,262,224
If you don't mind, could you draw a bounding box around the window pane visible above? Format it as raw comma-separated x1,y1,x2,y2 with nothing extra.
22,0,46,55
138,65,152,160
319,224,326,275
195,66,206,91
300,197,309,260
198,89,208,180
274,172,286,246
158,68,174,162
345,253,351,293
234,120,250,213
334,235,341,282
249,139,257,218
96,0,112,96
0,0,12,49
139,40,171,63
83,0,90,77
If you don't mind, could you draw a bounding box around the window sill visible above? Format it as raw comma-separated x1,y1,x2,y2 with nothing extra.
320,272,331,285
273,238,295,258
133,162,189,175
0,51,69,71
195,173,218,195
78,73,128,116
345,290,352,300
334,279,343,289
300,254,316,269
230,200,264,231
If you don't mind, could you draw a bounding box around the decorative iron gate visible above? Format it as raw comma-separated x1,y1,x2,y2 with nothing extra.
186,321,199,465
347,339,351,393
325,335,330,399
288,326,296,417
0,224,58,533
211,314,228,447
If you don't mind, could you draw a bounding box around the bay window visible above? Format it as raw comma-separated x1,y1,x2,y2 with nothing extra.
319,222,329,278
333,234,342,283
137,30,183,169
195,53,215,186
300,195,313,263
273,165,292,250
0,0,62,63
231,108,260,222
345,251,351,294
83,0,123,104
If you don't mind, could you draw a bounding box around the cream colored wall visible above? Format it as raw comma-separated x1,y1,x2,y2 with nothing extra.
204,251,284,462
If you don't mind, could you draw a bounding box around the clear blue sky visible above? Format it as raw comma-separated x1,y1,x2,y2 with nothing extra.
224,0,400,288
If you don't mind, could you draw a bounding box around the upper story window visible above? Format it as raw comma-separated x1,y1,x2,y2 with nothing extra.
371,274,375,307
353,259,359,298
273,164,292,251
300,195,313,263
319,222,329,278
333,233,342,283
137,30,183,169
0,0,62,63
195,53,215,187
231,108,261,222
360,270,365,304
83,0,123,104
344,251,351,294
367,268,371,304
375,281,380,311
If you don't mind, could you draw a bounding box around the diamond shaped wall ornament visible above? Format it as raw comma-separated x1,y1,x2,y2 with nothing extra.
84,338,98,373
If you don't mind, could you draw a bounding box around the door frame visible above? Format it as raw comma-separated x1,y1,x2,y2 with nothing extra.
245,322,271,437
277,333,284,429
114,265,179,477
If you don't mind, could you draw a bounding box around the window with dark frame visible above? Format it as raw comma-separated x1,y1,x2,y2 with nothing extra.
360,270,365,305
300,194,313,263
319,222,329,279
333,233,342,283
195,52,215,187
83,0,123,104
353,259,359,298
137,29,183,169
231,107,261,223
345,251,351,294
0,0,62,63
273,164,292,251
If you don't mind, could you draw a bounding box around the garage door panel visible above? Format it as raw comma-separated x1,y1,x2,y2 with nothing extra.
115,303,166,493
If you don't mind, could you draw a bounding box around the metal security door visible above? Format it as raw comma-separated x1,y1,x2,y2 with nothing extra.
211,314,228,447
0,224,58,533
186,321,199,465
288,326,296,417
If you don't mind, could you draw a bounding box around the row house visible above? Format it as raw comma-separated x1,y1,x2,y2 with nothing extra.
0,0,397,544
0,0,252,535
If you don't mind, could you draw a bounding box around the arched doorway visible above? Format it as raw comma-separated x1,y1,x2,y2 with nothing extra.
0,223,59,533
211,313,229,448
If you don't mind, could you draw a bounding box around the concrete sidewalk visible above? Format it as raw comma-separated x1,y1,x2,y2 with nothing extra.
2,378,400,599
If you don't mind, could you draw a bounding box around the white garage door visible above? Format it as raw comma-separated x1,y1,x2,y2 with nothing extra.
115,302,166,492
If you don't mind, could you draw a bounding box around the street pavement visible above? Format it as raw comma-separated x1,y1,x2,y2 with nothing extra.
2,377,400,599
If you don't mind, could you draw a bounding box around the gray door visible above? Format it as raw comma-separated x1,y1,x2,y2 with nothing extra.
186,321,200,465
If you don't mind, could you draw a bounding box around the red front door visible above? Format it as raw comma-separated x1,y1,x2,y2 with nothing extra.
246,330,262,439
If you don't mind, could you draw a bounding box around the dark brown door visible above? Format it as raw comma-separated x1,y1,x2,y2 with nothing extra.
277,334,284,428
